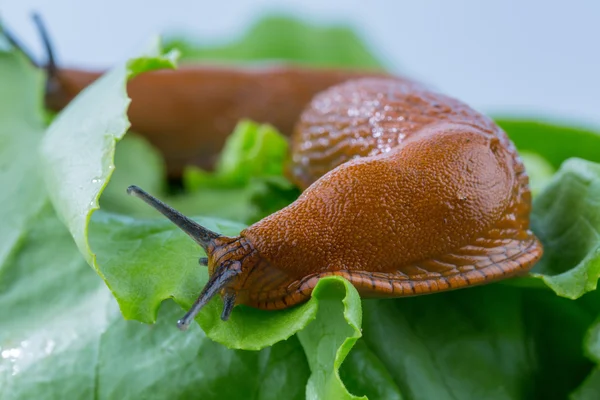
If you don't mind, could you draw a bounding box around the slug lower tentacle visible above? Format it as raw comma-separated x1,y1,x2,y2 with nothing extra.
127,77,542,326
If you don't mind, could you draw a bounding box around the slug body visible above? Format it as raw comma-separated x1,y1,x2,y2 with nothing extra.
129,77,542,328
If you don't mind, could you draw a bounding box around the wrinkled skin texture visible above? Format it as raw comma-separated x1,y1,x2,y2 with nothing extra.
207,77,543,310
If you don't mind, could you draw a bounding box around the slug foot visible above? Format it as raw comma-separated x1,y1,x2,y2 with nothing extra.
245,234,543,310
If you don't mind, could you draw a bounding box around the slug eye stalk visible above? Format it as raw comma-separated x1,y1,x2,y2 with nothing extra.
31,13,58,79
1,16,40,67
126,185,221,249
176,262,241,330
1,13,70,109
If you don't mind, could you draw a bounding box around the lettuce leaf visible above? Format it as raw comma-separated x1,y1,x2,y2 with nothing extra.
358,287,593,400
519,151,556,197
0,44,311,399
39,38,178,266
184,120,289,189
0,206,309,399
3,16,600,400
573,300,600,399
0,50,47,272
0,28,363,399
180,120,299,224
164,15,385,70
297,278,363,399
528,159,600,298
498,119,600,168
497,119,600,299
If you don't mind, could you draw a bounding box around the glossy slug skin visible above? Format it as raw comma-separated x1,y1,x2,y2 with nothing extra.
233,78,542,309
128,76,542,325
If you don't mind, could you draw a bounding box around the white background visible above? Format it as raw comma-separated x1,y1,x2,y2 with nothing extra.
2,0,599,127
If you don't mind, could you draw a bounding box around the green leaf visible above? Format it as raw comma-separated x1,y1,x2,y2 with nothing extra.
570,290,600,398
39,37,177,267
96,301,310,400
358,286,593,400
498,120,600,299
523,291,594,398
526,159,600,298
0,206,310,399
99,133,166,218
296,277,364,400
30,32,323,357
0,50,47,272
519,150,556,197
0,205,113,399
184,120,289,189
181,119,299,224
339,339,403,400
498,118,600,168
89,210,244,324
572,368,600,400
164,15,386,70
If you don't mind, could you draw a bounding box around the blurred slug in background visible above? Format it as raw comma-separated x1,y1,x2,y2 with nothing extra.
8,14,543,329
8,14,387,176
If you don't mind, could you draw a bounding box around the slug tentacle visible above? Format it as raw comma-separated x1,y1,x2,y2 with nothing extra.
1,22,40,68
177,260,242,330
126,185,221,249
221,291,237,321
31,13,59,87
127,186,268,326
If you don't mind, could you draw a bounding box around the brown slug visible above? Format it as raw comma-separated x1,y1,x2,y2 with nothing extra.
128,76,543,330
8,16,543,330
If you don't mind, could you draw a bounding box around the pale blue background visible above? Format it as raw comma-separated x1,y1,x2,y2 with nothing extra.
2,0,599,127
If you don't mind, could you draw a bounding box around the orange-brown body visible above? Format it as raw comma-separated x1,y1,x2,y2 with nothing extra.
47,66,385,175
198,77,542,313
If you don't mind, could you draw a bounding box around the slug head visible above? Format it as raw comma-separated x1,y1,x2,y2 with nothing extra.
127,185,253,330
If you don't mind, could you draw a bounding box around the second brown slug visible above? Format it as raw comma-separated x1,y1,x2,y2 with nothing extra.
8,16,543,329
46,66,387,176
8,14,386,176
128,76,543,329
